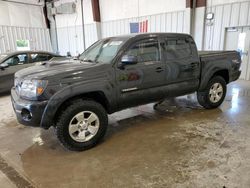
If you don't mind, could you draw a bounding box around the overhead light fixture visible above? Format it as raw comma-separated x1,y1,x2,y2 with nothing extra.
206,12,214,20
227,27,238,32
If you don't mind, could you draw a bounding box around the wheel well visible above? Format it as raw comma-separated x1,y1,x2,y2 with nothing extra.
53,91,110,125
212,70,229,83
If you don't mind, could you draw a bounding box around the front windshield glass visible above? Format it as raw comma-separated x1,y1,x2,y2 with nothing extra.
79,38,126,64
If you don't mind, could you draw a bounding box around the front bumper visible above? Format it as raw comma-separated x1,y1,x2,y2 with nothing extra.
231,70,241,82
11,88,48,127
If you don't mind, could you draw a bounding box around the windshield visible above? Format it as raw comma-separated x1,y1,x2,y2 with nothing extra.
79,38,126,64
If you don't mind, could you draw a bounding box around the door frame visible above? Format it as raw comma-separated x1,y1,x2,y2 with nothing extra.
114,36,166,110
224,26,250,80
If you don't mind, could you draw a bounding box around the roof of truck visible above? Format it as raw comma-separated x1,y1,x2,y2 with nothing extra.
105,32,191,40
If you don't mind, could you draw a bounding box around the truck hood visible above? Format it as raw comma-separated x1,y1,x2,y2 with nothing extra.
15,59,99,80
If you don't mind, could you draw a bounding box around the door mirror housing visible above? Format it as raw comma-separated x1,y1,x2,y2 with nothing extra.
0,63,9,70
121,55,138,65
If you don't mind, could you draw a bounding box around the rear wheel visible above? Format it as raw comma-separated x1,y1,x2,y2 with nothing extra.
197,76,227,109
56,99,108,151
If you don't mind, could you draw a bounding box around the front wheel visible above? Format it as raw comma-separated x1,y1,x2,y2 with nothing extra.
56,99,108,151
197,76,227,109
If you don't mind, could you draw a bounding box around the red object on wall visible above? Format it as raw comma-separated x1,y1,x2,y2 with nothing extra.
130,20,148,33
140,20,148,33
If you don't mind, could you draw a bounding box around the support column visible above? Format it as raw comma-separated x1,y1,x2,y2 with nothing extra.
185,1,192,34
193,0,206,50
91,0,102,40
185,0,206,50
46,2,59,53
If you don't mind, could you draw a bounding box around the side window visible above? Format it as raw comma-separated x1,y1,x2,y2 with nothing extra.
164,38,191,60
125,39,160,63
31,53,49,63
3,54,28,66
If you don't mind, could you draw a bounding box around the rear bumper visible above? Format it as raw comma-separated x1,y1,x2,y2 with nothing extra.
11,88,48,127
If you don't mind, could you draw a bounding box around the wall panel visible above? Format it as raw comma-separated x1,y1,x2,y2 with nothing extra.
57,23,98,56
62,9,186,54
99,0,186,21
160,14,166,32
204,1,250,50
101,10,186,38
230,3,240,27
0,26,51,54
212,5,223,50
166,13,172,32
177,11,184,32
248,3,250,25
239,2,249,26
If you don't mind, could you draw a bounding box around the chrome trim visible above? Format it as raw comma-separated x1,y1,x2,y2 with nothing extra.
122,87,138,92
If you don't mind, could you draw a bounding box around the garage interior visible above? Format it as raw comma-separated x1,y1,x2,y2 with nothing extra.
0,0,250,187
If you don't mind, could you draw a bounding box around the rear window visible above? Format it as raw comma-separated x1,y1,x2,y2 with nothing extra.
31,53,50,63
164,38,191,60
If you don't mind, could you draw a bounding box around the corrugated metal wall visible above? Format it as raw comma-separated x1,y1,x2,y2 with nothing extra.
56,10,186,55
204,1,250,50
57,23,98,56
101,10,186,38
0,25,52,53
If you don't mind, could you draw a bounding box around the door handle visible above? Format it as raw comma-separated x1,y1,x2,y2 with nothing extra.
155,67,164,73
190,62,198,68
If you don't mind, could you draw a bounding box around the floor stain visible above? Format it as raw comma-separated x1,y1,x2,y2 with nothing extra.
0,155,34,188
0,80,250,187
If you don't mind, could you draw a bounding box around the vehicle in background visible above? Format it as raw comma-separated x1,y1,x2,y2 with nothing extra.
11,33,241,151
0,51,62,93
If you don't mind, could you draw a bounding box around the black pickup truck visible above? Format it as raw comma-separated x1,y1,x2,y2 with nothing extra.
11,33,241,151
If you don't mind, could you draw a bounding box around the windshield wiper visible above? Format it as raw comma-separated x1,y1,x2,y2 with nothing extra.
80,59,100,64
80,59,94,63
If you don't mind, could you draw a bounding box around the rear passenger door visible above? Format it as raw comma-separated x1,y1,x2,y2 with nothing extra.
161,36,200,95
116,37,166,109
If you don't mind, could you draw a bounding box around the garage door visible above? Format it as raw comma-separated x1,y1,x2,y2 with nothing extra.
224,27,250,80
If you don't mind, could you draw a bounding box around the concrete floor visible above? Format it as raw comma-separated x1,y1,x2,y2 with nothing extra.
0,80,250,188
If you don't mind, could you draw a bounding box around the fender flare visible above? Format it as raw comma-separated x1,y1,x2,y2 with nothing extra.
199,68,229,91
40,82,114,129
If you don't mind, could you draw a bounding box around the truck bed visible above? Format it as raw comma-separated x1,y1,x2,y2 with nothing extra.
198,50,237,57
198,50,241,90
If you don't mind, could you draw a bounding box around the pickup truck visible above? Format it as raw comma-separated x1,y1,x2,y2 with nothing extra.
11,33,241,151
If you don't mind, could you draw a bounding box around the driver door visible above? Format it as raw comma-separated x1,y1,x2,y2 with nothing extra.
115,37,165,109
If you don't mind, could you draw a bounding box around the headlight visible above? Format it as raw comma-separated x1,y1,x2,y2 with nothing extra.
19,80,48,99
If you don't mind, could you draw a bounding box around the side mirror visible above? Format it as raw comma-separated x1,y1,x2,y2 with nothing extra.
73,54,80,60
0,63,9,70
121,55,138,65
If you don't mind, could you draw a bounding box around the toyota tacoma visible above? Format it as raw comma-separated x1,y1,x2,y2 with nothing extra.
11,33,241,151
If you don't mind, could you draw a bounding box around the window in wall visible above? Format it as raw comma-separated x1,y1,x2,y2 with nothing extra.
164,38,191,60
16,40,30,51
125,39,160,63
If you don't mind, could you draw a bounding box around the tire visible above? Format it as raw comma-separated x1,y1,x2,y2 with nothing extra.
197,76,227,109
56,99,108,151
